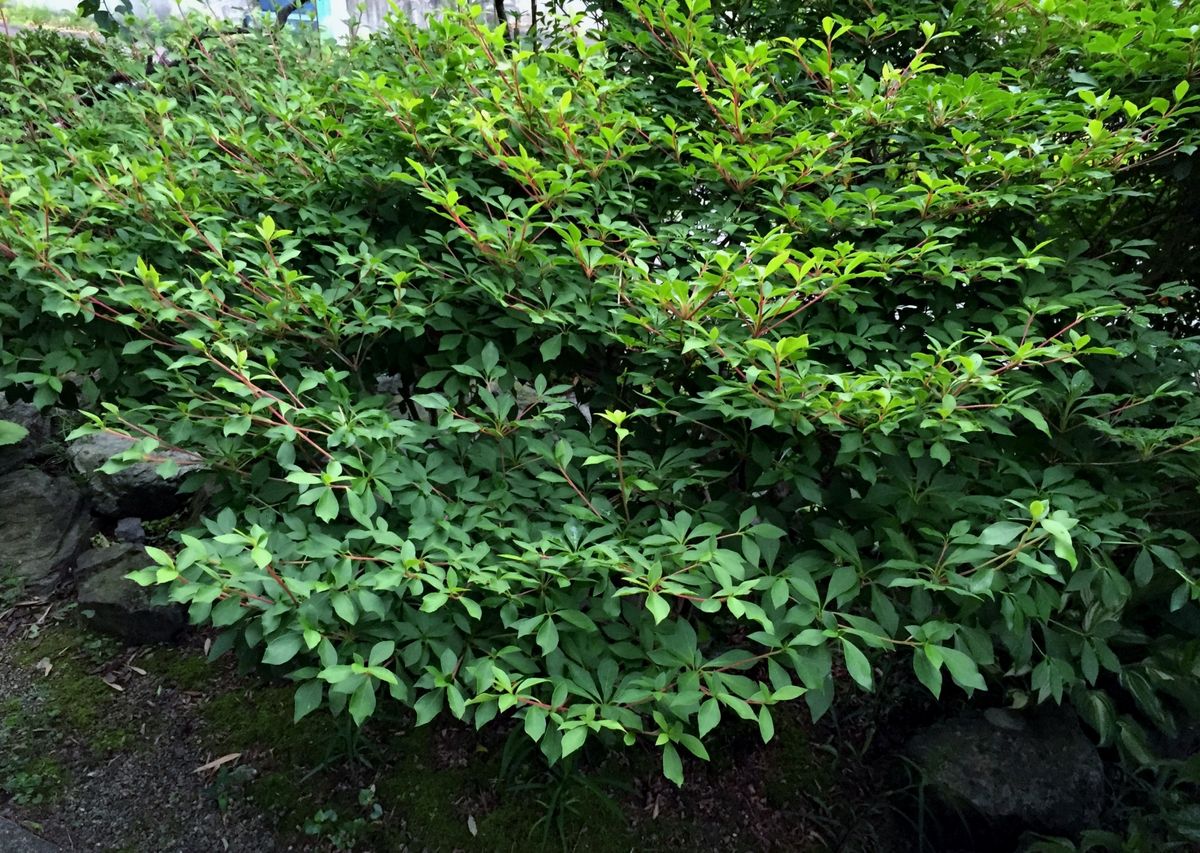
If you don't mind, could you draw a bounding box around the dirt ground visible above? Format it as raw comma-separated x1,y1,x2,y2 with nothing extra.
0,593,919,853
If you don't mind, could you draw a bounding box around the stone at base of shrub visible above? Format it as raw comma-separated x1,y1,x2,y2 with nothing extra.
75,544,185,644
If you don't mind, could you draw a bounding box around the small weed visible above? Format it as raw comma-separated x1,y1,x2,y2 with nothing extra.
303,786,383,850
0,576,25,607
0,700,68,806
497,730,630,852
2,761,67,805
205,764,258,813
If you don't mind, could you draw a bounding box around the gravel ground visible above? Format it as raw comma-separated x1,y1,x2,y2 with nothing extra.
0,600,290,853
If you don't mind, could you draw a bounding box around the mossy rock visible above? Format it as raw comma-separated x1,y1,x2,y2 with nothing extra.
907,708,1104,835
0,468,91,595
75,545,185,644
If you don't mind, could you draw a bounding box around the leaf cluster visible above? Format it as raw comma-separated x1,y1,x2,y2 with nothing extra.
0,4,1198,788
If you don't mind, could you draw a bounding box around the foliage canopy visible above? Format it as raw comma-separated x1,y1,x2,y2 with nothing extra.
1,0,1198,787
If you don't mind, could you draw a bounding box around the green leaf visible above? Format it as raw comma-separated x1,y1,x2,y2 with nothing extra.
1081,641,1099,684
1015,406,1050,435
410,393,449,410
913,648,943,698
318,665,354,684
143,546,172,566
536,616,559,654
1076,689,1116,746
223,415,251,437
662,743,683,787
349,679,376,725
1040,518,1078,569
539,335,563,360
263,633,303,666
826,565,858,603
1133,548,1153,587
293,680,323,722
0,420,29,447
315,489,340,522
126,568,158,586
979,521,1026,547
7,185,32,207
369,640,395,667
331,592,358,625
413,691,444,726
769,578,789,608
697,698,721,737
939,646,986,692
560,726,587,758
840,637,873,690
480,342,500,374
524,707,548,742
645,591,671,624
757,706,774,743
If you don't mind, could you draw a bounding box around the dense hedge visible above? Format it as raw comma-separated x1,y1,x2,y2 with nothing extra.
1,1,1198,785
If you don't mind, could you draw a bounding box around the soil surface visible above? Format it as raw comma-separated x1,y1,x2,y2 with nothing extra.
0,591,924,853
0,598,281,852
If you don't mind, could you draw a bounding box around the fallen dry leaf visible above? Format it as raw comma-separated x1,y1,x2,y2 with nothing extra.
194,752,242,774
34,657,52,677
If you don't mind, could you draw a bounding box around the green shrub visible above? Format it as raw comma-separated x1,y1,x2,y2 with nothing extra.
1,2,1198,785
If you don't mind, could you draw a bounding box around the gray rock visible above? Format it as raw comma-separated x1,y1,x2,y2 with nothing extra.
67,433,200,519
0,818,59,852
0,468,92,596
75,542,140,580
908,707,1104,834
75,544,185,643
114,516,147,544
0,400,55,476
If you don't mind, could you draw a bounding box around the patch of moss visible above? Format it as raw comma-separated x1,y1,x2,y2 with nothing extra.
763,718,837,811
197,682,640,852
52,668,131,751
474,786,635,853
139,647,216,691
376,741,480,851
371,728,637,853
197,681,359,837
200,684,333,766
13,617,121,669
250,770,320,835
0,698,69,805
8,622,138,758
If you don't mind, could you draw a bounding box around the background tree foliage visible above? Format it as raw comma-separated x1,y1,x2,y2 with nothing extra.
0,0,1197,793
